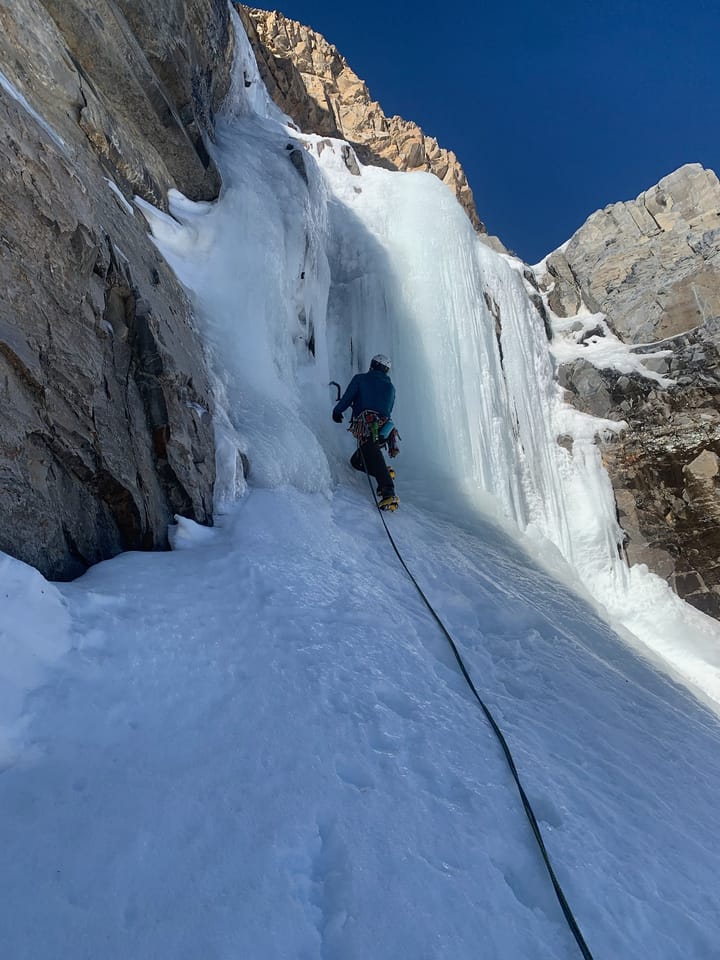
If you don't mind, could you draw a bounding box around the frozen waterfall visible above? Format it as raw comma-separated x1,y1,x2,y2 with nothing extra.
138,8,720,709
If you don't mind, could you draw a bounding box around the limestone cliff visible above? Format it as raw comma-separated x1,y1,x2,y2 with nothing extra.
0,0,234,578
237,6,500,246
538,164,720,617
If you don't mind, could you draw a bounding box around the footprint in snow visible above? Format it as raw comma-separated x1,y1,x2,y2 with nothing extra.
335,758,375,791
374,686,420,721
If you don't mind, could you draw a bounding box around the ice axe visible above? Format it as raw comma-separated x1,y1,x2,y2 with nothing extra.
329,381,342,402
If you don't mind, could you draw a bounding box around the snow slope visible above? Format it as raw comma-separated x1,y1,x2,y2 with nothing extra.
2,9,720,958
0,554,71,766
1,485,720,958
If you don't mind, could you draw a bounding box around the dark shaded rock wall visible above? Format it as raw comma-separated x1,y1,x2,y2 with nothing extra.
0,0,234,579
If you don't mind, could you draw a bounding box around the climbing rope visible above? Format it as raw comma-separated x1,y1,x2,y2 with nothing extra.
357,449,595,960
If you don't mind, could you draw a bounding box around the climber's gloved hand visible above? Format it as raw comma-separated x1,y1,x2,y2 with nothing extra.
332,410,343,423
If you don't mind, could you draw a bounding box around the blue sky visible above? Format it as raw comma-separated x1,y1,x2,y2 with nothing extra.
266,0,718,262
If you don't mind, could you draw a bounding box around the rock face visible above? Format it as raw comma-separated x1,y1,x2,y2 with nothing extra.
541,164,720,617
237,6,498,244
0,0,234,579
546,165,720,343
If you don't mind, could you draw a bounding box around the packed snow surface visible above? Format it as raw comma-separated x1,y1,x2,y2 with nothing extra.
0,555,71,766
2,9,720,958
2,487,720,959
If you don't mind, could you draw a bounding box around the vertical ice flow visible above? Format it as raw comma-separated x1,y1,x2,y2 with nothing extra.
137,8,334,500
137,7,720,705
318,152,613,572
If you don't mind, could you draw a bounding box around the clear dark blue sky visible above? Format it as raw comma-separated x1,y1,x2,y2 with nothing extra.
266,0,718,262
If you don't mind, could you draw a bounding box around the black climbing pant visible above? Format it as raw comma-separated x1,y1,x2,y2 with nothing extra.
350,439,395,498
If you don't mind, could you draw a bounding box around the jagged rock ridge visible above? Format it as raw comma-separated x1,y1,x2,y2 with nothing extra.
237,5,498,243
540,164,720,617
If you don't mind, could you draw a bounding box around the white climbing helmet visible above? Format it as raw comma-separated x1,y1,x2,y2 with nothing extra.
370,353,391,373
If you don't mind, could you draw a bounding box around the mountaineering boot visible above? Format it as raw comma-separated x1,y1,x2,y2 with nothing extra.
376,467,397,497
379,493,399,511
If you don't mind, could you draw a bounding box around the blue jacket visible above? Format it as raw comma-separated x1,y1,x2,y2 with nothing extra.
334,369,395,420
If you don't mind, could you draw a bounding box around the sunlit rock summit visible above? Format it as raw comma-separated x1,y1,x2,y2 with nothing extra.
238,6,495,242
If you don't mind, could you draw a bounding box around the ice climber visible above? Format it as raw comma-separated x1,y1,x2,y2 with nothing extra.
332,354,400,511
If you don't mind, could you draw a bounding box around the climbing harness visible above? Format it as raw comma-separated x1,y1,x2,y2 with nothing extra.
329,381,400,458
350,412,400,460
356,447,595,960
350,409,388,444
